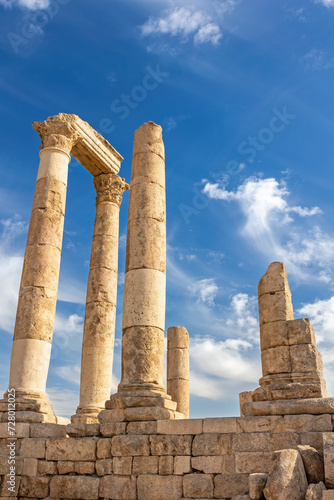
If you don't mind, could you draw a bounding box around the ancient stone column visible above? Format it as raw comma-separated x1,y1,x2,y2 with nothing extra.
102,122,178,422
167,326,190,418
72,173,129,423
5,118,78,422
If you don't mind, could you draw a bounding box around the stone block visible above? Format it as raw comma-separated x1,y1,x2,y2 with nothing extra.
128,180,165,222
264,449,308,500
57,461,74,474
324,433,334,488
300,432,324,455
97,438,112,459
232,433,270,453
113,456,132,475
20,439,46,459
112,435,150,456
249,473,268,500
19,477,49,498
21,458,38,476
0,473,21,496
27,207,64,249
150,435,192,456
287,318,316,346
159,455,174,475
261,346,292,375
305,482,326,500
278,414,332,432
157,419,202,435
131,151,165,189
260,321,288,350
297,444,324,483
100,422,126,437
183,473,213,498
65,423,100,437
99,475,137,500
137,475,183,500
45,437,97,461
132,456,158,474
193,434,231,456
0,423,29,438
96,458,113,476
37,461,57,475
214,474,249,498
290,344,322,373
258,291,293,326
237,416,282,433
50,476,99,500
174,455,192,475
127,421,157,434
269,432,299,451
242,397,334,417
126,217,166,273
98,408,126,423
323,492,334,499
73,461,95,474
203,417,238,434
192,456,224,474
30,424,67,438
125,406,174,421
235,452,271,473
32,177,66,215
168,326,189,349
223,455,236,474
258,262,290,297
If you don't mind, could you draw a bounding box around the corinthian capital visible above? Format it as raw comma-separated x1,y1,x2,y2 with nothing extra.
94,173,130,207
32,113,81,153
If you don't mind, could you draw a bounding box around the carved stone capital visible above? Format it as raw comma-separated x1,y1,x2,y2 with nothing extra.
94,173,130,207
33,114,80,154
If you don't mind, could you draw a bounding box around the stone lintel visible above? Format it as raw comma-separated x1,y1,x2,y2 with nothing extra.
33,113,123,176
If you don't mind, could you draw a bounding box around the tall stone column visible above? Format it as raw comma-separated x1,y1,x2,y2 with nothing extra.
167,326,190,418
101,122,179,422
72,173,129,423
4,119,78,422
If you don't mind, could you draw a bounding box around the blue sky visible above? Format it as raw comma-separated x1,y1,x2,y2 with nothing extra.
1,0,334,419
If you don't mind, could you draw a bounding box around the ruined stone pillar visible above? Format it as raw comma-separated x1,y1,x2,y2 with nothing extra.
102,122,178,422
167,326,190,418
5,119,78,422
72,173,129,423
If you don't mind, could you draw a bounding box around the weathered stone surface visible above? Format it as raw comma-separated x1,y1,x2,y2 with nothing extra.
269,432,300,451
137,474,182,500
300,433,324,455
183,473,213,498
133,456,158,474
249,473,268,500
258,291,293,326
112,435,150,456
21,457,38,476
193,434,230,456
324,433,334,488
113,456,132,475
192,456,224,474
174,455,192,475
235,452,271,473
125,406,175,421
157,419,202,435
45,437,97,461
127,421,157,434
297,444,324,483
232,433,270,453
30,423,67,438
305,482,326,500
277,414,332,433
96,458,113,475
242,397,334,416
204,417,238,434
159,455,174,475
50,476,99,500
100,422,127,436
37,460,57,475
100,475,137,500
20,438,46,459
57,460,74,474
19,476,49,498
151,435,192,456
258,262,291,297
263,449,308,500
214,474,249,498
261,346,291,375
323,491,334,499
0,423,29,438
73,461,95,474
168,326,189,349
97,438,112,459
237,416,282,433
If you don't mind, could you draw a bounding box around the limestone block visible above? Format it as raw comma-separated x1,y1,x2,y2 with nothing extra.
127,421,158,434
323,491,334,499
30,423,67,438
124,406,175,421
57,460,74,474
258,291,293,326
324,433,334,488
193,434,231,456
90,234,118,271
0,473,21,496
235,452,271,474
167,348,189,379
96,458,113,475
106,394,176,410
45,437,97,461
290,344,323,373
237,416,282,433
157,419,202,435
19,477,49,498
99,475,136,500
150,435,192,456
65,423,100,437
21,458,38,476
305,482,326,500
93,202,119,237
269,432,299,451
83,302,116,346
261,346,292,376
203,417,238,434
21,244,61,289
253,382,324,402
183,473,213,498
288,318,316,346
32,177,67,215
240,391,255,416
214,474,249,498
231,496,251,500
126,219,165,274
98,409,126,423
97,438,112,458
37,461,57,475
128,181,165,221
78,346,114,409
168,326,189,350
300,433,324,455
278,414,332,433
111,435,150,456
113,456,132,475
100,422,127,437
223,455,236,474
249,473,268,500
159,455,174,475
122,269,166,330
260,321,289,350
37,147,69,183
50,476,99,500
258,262,291,297
86,268,117,304
174,455,192,475
14,287,57,342
167,378,189,418
297,444,324,483
130,152,165,190
137,474,183,500
73,461,95,474
0,423,29,438
27,208,64,250
132,456,158,474
20,438,46,459
133,121,165,160
263,449,308,500
242,397,334,416
232,433,270,453
191,456,224,474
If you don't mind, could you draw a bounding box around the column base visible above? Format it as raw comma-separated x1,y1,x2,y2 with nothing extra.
241,397,334,416
0,390,57,423
71,406,102,424
251,381,326,402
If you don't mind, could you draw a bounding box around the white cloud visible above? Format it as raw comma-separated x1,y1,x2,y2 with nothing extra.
53,313,84,351
314,0,334,7
188,278,218,306
46,387,78,418
0,0,49,9
226,293,259,342
56,364,81,385
303,49,334,70
140,7,222,46
297,296,334,345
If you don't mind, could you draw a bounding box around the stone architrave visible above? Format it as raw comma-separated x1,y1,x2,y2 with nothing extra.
101,122,179,422
167,326,189,418
1,114,124,423
72,173,129,424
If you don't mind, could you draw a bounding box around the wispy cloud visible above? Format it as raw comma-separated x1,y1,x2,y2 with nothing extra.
188,278,218,306
303,49,334,70
314,0,334,7
0,0,49,9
